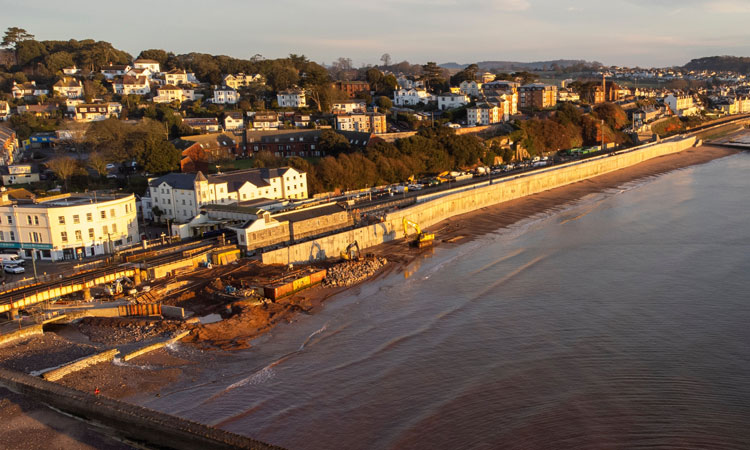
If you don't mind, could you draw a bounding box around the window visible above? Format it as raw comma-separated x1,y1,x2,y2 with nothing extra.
61,231,68,242
89,228,94,239
9,231,14,241
27,216,32,225
0,231,3,240
111,224,117,233
102,225,108,235
87,212,92,222
101,211,106,219
7,216,11,224
34,216,39,225
75,230,82,241
110,209,115,218
73,215,80,224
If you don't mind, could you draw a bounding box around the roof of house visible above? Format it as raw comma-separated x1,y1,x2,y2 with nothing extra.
148,172,198,189
272,203,345,223
53,78,82,88
225,111,243,119
134,59,159,64
0,125,15,142
166,68,187,75
176,133,237,150
215,86,237,92
205,167,294,191
182,117,219,126
159,84,182,91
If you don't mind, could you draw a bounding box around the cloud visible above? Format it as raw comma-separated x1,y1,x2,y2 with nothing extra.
708,0,750,13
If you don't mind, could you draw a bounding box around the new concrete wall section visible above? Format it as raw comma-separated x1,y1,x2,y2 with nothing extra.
0,324,43,346
0,368,281,449
262,136,698,265
43,349,119,381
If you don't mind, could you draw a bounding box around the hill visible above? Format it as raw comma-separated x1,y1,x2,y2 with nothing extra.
683,56,750,74
440,59,601,71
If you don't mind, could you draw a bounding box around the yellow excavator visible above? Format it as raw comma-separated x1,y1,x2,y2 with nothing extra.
403,218,435,248
340,241,361,261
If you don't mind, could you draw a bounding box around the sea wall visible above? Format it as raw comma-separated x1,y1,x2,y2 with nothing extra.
262,136,698,265
0,367,280,449
0,324,43,346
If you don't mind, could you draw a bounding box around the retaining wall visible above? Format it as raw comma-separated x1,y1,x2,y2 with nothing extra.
120,330,191,362
0,368,280,449
0,324,43,346
43,349,119,381
262,136,698,265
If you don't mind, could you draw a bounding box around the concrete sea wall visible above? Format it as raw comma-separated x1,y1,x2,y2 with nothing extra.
262,136,698,265
0,367,281,449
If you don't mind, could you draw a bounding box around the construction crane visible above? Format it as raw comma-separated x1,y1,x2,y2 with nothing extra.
403,218,435,248
340,241,361,261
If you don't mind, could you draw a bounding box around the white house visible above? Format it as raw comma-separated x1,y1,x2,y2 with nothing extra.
213,86,239,105
153,85,184,103
332,100,367,114
223,112,245,130
664,93,699,117
223,73,264,89
147,168,308,223
100,64,131,80
277,89,307,108
0,101,10,121
74,103,122,122
165,69,189,85
393,88,432,106
459,80,483,98
11,81,48,99
52,78,84,99
396,76,424,90
0,192,139,261
437,93,469,110
112,76,150,95
133,58,160,73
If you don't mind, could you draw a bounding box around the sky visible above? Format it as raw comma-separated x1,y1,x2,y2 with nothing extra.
3,0,750,68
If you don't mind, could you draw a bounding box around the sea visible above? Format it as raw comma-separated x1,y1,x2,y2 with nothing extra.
142,150,750,449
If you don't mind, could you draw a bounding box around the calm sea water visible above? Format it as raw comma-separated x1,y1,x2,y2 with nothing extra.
144,150,750,449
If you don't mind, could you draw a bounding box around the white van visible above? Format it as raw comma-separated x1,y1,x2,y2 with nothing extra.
0,254,24,266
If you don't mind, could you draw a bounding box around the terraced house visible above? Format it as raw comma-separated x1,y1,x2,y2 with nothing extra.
147,167,308,223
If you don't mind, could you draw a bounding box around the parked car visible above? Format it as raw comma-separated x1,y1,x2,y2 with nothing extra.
4,265,24,274
0,254,24,266
105,163,117,170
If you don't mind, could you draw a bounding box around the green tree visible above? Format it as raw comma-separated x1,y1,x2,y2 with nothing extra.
137,136,180,174
1,27,34,49
376,96,392,112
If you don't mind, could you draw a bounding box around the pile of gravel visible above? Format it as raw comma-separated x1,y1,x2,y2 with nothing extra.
323,257,387,288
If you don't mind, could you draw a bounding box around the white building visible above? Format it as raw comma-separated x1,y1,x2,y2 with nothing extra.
74,103,122,122
223,112,244,130
52,78,84,99
437,93,469,110
393,88,432,106
213,86,239,105
100,64,131,80
332,100,367,114
164,69,189,86
664,94,699,117
458,80,483,98
153,85,184,103
277,89,307,108
133,59,160,74
147,168,308,223
467,102,505,126
396,76,424,90
112,76,150,95
0,192,139,261
223,73,264,89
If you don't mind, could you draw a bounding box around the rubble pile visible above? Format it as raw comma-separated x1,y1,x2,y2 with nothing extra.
77,317,186,345
323,257,388,288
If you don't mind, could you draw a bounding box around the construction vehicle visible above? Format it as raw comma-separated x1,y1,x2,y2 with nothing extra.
436,171,452,184
403,218,435,248
104,277,134,297
340,241,361,261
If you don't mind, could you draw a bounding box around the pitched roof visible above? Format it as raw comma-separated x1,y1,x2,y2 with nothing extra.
148,172,197,189
134,59,159,64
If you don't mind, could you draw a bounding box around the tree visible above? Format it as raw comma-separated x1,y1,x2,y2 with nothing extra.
318,130,351,155
1,27,34,50
88,151,109,177
137,49,169,67
376,96,392,112
46,156,79,191
380,53,392,67
422,62,446,92
137,136,180,174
